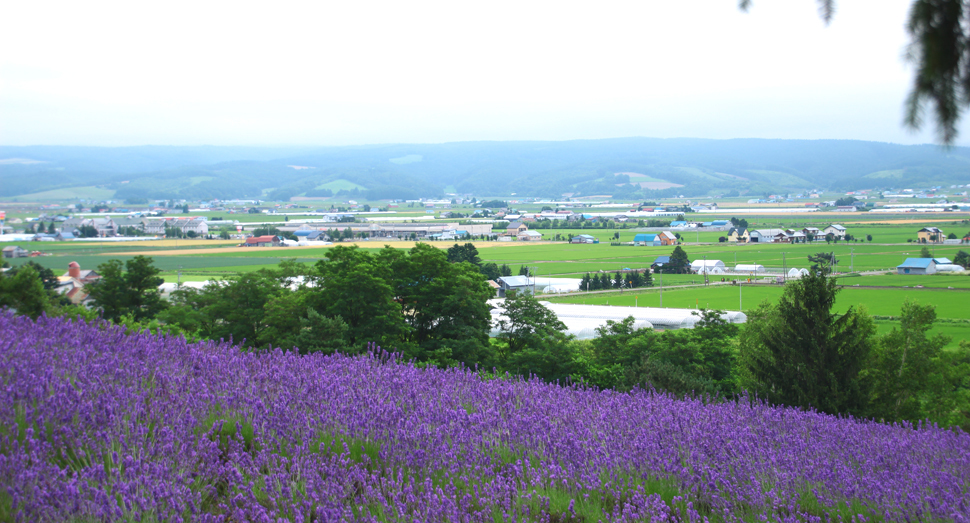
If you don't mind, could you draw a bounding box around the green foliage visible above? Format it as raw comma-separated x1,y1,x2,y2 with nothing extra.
0,264,51,319
666,246,690,274
738,268,875,416
579,311,739,396
86,256,167,322
446,243,481,265
310,246,406,350
379,243,495,365
955,250,969,268
865,300,970,429
495,291,575,381
807,252,838,271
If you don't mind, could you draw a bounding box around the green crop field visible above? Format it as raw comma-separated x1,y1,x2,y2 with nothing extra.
837,273,970,288
544,283,970,319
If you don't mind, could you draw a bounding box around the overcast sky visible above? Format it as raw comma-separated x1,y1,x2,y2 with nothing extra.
1,0,963,147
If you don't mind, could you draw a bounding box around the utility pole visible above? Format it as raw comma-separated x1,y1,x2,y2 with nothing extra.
739,281,742,311
783,252,787,283
659,268,663,307
850,248,854,272
177,265,182,286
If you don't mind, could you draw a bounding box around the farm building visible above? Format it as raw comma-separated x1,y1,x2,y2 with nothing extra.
56,262,101,305
244,235,282,247
917,227,944,243
496,276,534,297
785,229,808,243
517,230,543,241
787,268,810,278
651,256,671,271
897,258,937,275
748,229,789,243
489,301,747,339
570,234,598,244
657,231,677,245
691,260,726,274
735,264,765,273
506,221,528,236
669,221,688,227
2,246,28,258
633,234,662,246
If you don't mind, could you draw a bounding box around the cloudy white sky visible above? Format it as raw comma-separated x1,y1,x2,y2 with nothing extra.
1,0,962,147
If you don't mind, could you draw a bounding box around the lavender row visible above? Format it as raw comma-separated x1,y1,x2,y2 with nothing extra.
1,312,968,522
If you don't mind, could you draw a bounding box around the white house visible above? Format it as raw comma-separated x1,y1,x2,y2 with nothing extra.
824,224,847,239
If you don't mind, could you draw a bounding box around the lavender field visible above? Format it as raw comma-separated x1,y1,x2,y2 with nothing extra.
1,313,969,522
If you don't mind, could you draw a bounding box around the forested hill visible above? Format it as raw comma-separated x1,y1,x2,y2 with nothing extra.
2,138,969,201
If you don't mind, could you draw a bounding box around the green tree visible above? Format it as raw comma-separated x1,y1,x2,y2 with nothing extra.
86,256,168,322
518,265,530,276
7,261,59,291
495,291,575,382
920,246,932,258
446,243,481,266
36,222,45,233
380,243,494,365
808,252,838,271
738,268,876,416
954,250,969,268
309,246,406,350
666,246,691,274
865,300,968,428
499,264,512,277
0,264,52,319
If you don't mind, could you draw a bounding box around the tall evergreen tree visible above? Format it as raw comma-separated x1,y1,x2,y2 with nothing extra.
667,246,691,274
738,267,875,416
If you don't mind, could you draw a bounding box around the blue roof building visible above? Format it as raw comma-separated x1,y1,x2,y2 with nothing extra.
897,258,937,275
633,233,661,246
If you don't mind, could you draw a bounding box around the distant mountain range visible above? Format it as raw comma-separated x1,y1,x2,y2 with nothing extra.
2,138,969,202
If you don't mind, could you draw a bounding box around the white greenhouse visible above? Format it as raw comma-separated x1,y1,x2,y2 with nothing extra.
734,264,765,273
691,260,726,274
489,300,747,340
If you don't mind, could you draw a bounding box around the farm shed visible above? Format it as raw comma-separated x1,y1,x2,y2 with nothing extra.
244,235,281,247
748,229,789,243
734,264,765,273
517,230,543,241
690,260,726,274
897,258,937,275
1,246,27,258
570,234,598,244
787,268,810,278
633,234,661,246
